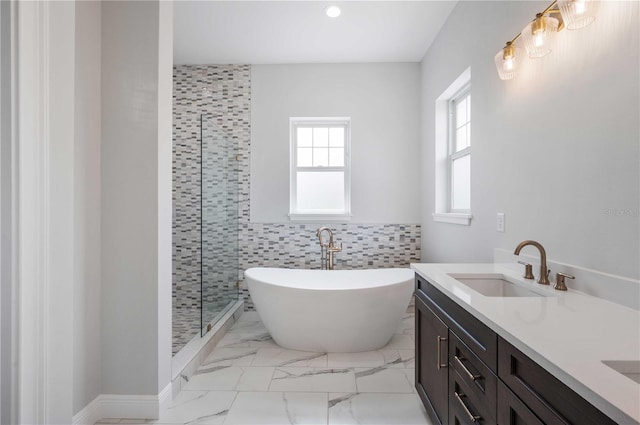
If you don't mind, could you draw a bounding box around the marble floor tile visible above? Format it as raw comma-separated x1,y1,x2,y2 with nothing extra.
327,349,402,368
116,421,153,424
398,349,416,369
228,320,268,335
252,347,328,367
224,391,328,425
355,367,415,393
154,390,236,425
236,367,276,392
183,366,274,391
201,347,258,367
328,393,431,425
383,334,414,350
236,311,261,322
404,368,416,388
217,331,278,348
395,314,415,335
269,367,357,393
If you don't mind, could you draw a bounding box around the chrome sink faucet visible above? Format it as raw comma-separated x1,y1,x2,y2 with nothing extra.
316,227,342,270
514,240,550,285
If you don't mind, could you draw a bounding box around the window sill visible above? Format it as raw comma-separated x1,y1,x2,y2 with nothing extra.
289,213,352,222
432,212,472,226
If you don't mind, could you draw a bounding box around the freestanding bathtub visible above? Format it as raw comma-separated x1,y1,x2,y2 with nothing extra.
244,267,414,353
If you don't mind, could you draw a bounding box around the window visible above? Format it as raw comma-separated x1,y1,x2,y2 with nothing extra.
433,68,472,225
289,118,351,220
449,87,471,212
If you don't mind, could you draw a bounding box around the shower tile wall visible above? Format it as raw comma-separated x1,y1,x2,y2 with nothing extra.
172,65,251,354
173,65,421,346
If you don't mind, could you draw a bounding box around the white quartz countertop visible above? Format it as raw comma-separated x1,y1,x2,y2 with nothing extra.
411,263,640,425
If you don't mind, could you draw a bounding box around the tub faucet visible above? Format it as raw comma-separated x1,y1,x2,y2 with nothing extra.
514,240,550,285
316,227,342,270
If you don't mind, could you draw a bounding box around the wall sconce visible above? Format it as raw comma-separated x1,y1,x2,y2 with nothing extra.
495,0,598,80
521,13,559,58
494,41,524,80
558,0,599,29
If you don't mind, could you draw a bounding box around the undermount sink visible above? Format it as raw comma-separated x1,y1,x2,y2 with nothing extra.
602,360,640,384
448,273,545,298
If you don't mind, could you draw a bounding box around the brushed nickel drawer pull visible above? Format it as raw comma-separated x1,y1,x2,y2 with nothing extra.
455,355,481,381
437,336,448,369
454,391,481,423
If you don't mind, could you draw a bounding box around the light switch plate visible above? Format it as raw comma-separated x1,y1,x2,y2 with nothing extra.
497,213,505,232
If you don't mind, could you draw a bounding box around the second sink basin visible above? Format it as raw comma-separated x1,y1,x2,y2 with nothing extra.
602,360,640,384
448,273,545,298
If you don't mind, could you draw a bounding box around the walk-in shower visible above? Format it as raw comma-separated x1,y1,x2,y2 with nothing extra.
172,110,239,356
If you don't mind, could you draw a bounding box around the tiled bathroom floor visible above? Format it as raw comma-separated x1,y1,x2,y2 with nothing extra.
99,302,432,425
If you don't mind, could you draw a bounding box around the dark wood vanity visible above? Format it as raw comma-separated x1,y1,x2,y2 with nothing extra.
414,274,618,425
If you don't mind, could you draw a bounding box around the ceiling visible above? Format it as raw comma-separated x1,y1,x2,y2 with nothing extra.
173,1,458,65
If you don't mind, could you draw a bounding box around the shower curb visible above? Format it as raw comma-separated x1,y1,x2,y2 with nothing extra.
170,300,245,398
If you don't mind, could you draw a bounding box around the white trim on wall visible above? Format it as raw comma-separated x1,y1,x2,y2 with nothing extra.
71,384,173,425
16,1,51,422
15,1,76,422
0,1,18,423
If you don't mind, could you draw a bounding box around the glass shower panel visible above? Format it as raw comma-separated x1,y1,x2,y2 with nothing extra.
200,114,239,335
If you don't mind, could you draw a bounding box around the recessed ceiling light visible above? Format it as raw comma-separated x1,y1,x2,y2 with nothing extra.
326,6,341,18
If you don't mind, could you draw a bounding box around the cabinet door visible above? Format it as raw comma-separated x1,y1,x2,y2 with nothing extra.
416,295,449,425
497,381,547,425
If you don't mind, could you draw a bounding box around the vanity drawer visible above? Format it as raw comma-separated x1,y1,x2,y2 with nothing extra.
498,337,617,425
449,369,491,425
416,275,497,372
450,331,497,422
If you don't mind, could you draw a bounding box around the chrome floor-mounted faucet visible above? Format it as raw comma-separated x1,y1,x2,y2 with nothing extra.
316,227,342,270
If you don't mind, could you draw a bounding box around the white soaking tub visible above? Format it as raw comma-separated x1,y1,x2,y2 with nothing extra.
244,267,414,353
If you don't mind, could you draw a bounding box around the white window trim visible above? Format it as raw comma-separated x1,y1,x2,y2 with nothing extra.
433,67,472,226
448,85,471,214
432,212,473,226
289,117,352,221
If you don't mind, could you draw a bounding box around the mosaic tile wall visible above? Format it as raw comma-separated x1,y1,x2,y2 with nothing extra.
238,223,421,309
172,65,251,354
173,65,422,349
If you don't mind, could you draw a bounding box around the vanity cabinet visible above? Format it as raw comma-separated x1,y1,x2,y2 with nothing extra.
415,274,497,425
414,274,618,425
415,295,449,425
497,337,617,425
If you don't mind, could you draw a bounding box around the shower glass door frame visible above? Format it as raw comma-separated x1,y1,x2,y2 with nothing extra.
200,114,240,336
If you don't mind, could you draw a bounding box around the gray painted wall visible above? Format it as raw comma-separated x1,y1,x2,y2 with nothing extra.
241,64,423,309
0,1,13,422
251,63,422,224
420,1,639,279
73,0,102,414
101,0,172,395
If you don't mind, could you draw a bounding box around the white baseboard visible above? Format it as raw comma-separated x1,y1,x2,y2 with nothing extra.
100,393,161,421
72,383,173,425
158,383,173,414
72,396,102,425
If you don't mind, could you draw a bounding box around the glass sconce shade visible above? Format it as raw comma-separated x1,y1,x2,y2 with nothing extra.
494,42,524,80
558,0,598,30
521,14,559,58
